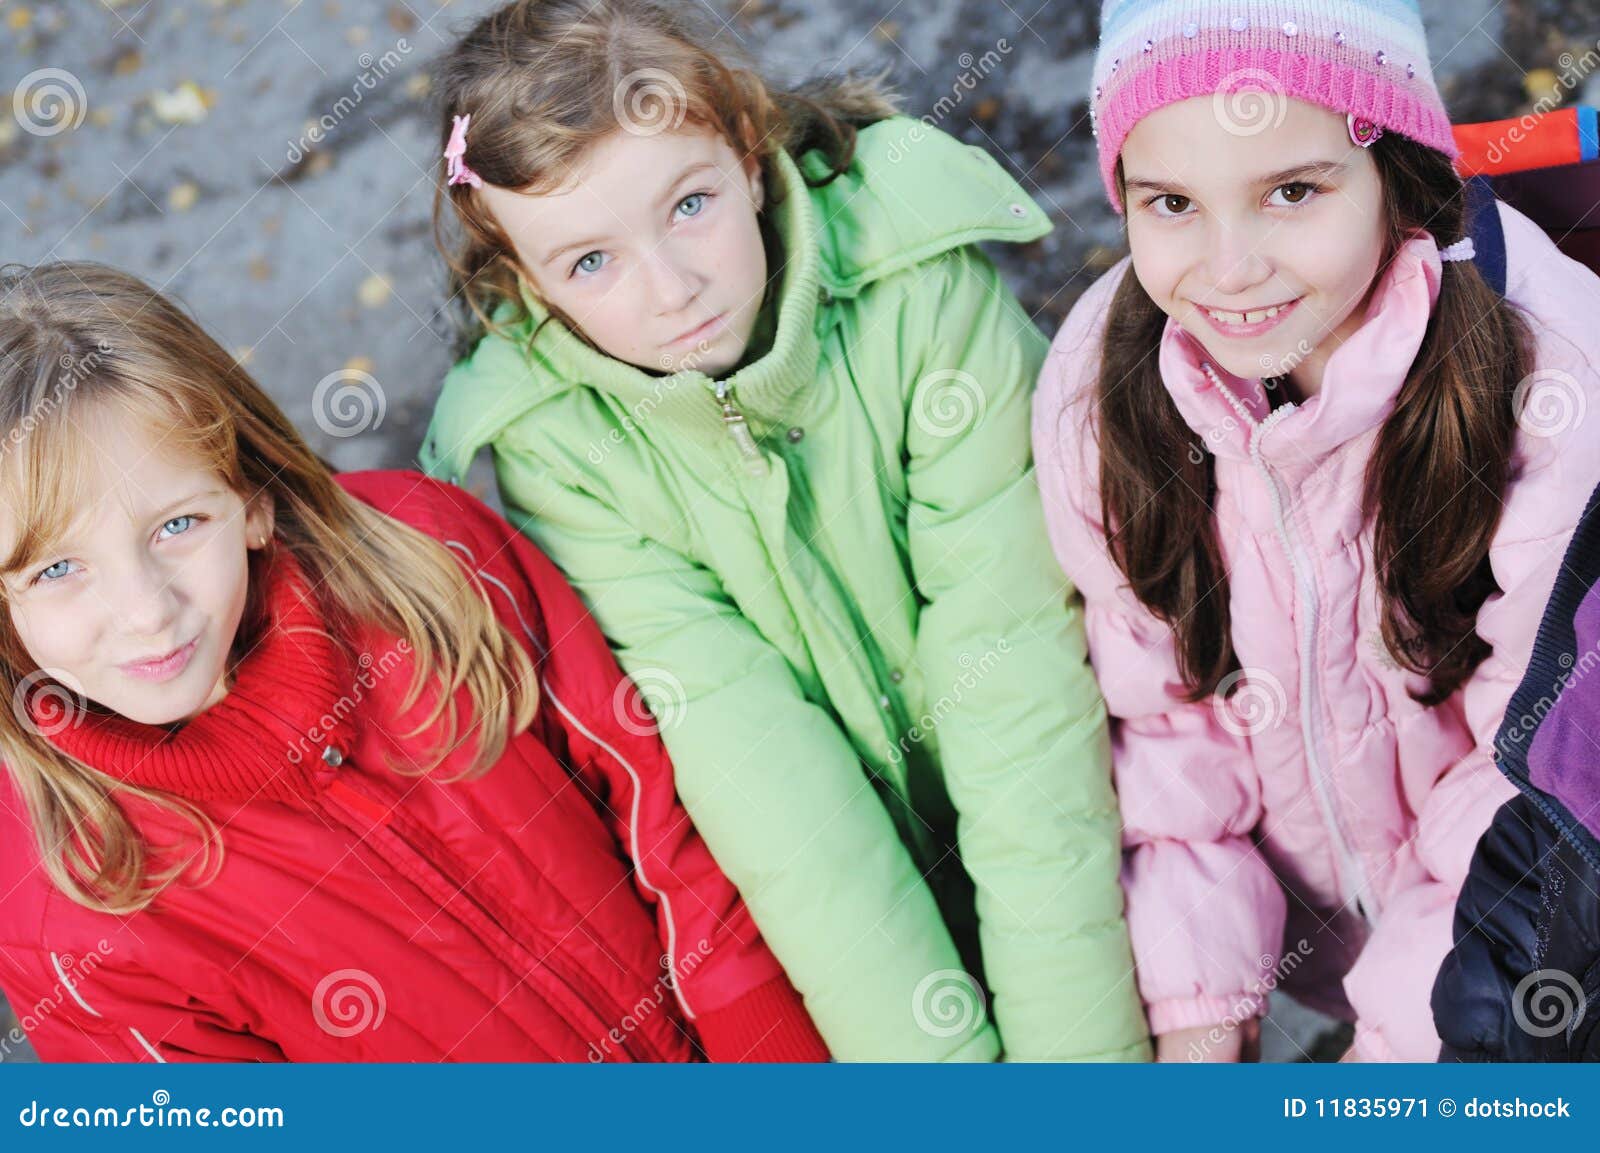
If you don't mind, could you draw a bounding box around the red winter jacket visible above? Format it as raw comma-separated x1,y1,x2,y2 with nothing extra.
0,470,826,1063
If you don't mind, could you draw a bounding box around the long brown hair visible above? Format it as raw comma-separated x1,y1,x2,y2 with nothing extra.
0,262,540,913
430,0,899,350
1083,135,1531,705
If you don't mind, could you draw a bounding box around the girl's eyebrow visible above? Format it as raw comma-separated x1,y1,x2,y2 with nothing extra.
539,161,723,267
1123,158,1351,197
0,487,225,577
541,232,612,267
1253,158,1350,185
147,489,226,520
657,160,719,206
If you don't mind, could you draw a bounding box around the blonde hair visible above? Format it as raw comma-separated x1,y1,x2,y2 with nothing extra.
0,261,540,914
431,0,900,350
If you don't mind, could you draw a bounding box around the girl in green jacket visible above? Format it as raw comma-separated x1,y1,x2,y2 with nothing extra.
420,0,1148,1063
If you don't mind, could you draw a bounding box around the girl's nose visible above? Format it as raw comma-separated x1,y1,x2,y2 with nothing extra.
1203,221,1274,297
116,559,182,640
645,248,700,316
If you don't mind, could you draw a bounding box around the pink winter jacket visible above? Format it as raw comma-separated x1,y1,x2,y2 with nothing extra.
1032,202,1600,1061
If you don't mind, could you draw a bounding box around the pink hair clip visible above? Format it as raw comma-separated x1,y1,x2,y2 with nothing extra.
444,113,484,189
1347,113,1384,148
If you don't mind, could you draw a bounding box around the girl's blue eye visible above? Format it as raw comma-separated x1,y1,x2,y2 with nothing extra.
23,514,203,587
675,192,708,219
572,251,608,277
34,559,73,585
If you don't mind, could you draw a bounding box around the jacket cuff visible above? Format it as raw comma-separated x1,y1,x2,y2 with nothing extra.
1146,991,1268,1037
1349,1023,1401,1063
690,977,830,1063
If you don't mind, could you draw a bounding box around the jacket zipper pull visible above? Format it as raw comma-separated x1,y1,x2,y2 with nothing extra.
715,382,768,477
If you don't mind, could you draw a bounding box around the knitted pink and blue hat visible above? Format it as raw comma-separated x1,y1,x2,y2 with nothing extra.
1091,0,1458,211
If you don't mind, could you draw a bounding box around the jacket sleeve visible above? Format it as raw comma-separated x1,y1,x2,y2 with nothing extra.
441,484,828,1062
896,248,1147,1062
1343,522,1570,1061
0,942,284,1063
457,458,999,1063
1427,203,1600,1063
1431,792,1551,1061
1031,261,1288,1042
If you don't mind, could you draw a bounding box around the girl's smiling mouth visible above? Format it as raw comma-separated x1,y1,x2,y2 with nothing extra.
1192,296,1304,339
119,636,199,682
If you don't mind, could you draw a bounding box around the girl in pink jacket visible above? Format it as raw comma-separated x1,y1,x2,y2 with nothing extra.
1034,0,1600,1061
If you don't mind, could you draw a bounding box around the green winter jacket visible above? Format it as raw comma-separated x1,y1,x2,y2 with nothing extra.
420,117,1150,1063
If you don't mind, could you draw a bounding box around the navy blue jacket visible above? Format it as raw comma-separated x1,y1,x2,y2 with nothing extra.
1432,481,1600,1061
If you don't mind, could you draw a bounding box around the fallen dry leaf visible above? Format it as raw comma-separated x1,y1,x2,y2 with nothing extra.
150,82,209,125
357,274,392,309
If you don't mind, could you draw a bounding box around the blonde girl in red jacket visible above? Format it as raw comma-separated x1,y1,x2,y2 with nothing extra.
0,261,823,1063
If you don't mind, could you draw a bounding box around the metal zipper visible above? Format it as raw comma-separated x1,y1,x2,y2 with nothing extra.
714,380,769,477
1201,362,1375,924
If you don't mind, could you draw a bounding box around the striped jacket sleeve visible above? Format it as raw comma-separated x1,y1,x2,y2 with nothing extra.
0,941,283,1062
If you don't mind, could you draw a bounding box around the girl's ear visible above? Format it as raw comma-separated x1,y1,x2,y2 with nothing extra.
245,490,276,550
743,156,764,212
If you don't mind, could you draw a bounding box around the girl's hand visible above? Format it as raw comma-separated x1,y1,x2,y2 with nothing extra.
1154,1017,1261,1062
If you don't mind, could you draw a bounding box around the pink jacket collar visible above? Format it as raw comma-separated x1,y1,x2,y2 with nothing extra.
1158,231,1446,470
